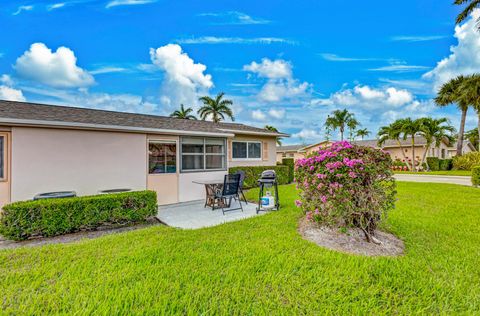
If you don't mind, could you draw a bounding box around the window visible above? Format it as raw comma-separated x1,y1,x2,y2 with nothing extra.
288,153,294,158
232,141,262,160
181,137,226,172
149,141,177,174
0,135,4,180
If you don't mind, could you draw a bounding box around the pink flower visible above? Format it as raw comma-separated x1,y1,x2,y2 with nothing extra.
321,195,327,203
348,171,357,178
295,200,303,207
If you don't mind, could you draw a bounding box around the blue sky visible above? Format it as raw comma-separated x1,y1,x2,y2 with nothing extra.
1,0,479,143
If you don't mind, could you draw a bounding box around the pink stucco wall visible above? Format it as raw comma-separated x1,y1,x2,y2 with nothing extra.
11,127,147,202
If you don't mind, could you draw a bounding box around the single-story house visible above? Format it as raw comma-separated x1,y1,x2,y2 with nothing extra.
0,100,288,209
276,144,308,162
276,137,475,163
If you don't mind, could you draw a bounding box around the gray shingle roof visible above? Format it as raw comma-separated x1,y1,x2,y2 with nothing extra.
0,100,288,137
277,144,309,152
353,137,432,148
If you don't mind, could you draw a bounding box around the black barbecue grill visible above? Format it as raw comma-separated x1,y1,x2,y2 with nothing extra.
256,170,280,213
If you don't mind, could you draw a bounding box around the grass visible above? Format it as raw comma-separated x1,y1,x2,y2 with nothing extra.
394,170,472,176
1,182,480,314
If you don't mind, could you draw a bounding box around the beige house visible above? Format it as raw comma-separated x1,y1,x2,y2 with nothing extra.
0,100,287,209
276,137,475,163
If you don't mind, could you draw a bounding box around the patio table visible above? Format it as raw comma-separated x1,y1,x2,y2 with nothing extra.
192,179,225,210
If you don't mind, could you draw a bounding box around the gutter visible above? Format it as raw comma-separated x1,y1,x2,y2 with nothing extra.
0,118,235,137
218,128,290,137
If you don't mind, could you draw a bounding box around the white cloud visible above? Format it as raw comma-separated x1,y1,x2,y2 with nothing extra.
176,37,296,45
423,9,480,91
47,3,66,11
244,58,310,103
292,128,322,140
0,86,26,102
369,64,429,72
14,43,94,88
391,35,446,42
385,87,413,106
268,108,285,119
319,53,376,62
199,11,271,25
243,59,292,79
149,44,213,109
90,66,128,75
106,0,156,8
1,75,13,86
251,110,267,121
13,5,33,15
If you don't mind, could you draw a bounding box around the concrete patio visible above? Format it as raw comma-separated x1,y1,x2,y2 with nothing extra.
157,199,265,229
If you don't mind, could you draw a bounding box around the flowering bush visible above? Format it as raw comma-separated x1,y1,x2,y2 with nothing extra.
295,141,396,242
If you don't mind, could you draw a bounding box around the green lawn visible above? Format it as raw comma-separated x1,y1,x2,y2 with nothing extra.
1,182,480,314
394,170,472,176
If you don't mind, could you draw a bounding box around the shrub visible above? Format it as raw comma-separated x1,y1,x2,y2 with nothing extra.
0,191,157,241
472,166,480,187
229,165,289,188
295,141,396,242
453,152,480,170
282,158,295,183
439,159,453,171
427,157,440,171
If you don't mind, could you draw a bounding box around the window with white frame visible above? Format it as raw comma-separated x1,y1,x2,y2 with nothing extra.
0,135,4,180
232,141,262,160
148,141,177,174
181,137,226,171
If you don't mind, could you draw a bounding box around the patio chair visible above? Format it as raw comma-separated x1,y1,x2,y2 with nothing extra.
215,174,244,215
234,170,247,204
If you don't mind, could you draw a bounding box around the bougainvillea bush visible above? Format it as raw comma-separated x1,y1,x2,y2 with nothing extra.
295,141,396,242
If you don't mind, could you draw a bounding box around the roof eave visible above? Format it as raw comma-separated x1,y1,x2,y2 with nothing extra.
218,128,290,137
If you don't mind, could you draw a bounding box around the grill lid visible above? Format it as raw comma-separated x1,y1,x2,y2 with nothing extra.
260,170,276,179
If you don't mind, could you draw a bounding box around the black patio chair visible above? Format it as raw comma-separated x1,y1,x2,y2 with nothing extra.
234,170,247,204
215,173,243,215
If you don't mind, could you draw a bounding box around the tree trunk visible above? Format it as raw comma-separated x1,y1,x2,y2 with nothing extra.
477,111,480,151
396,140,412,171
411,136,416,172
420,143,431,171
340,127,344,141
457,108,468,156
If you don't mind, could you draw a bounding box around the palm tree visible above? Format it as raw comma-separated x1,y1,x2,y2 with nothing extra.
465,128,479,150
377,120,412,171
325,109,356,141
347,118,360,141
355,128,370,140
455,0,480,26
399,118,422,172
459,74,480,151
170,104,197,120
418,117,456,170
435,75,470,156
265,125,282,146
198,92,234,123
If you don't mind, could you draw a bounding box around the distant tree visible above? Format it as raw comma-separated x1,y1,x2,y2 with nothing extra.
347,118,360,141
355,128,370,140
325,109,357,141
418,117,456,170
198,92,234,123
378,120,412,171
170,104,197,120
454,0,480,26
265,125,283,146
435,75,470,156
399,118,422,172
465,128,479,150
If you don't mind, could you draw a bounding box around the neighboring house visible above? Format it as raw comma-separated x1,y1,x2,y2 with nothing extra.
275,137,475,164
0,100,288,209
276,144,308,163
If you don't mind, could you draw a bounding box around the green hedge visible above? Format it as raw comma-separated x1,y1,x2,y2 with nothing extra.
472,166,480,187
427,157,440,171
453,152,480,170
281,158,295,183
0,190,157,241
229,165,290,188
439,159,453,171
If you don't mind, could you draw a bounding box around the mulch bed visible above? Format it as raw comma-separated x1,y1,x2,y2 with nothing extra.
298,217,404,257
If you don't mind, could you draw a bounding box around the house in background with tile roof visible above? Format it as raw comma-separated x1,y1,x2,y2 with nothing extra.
0,100,288,208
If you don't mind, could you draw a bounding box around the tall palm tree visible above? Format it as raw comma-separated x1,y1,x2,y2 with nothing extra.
459,74,480,151
435,75,470,156
265,125,282,146
355,128,370,140
198,92,234,123
400,118,422,172
325,109,356,141
378,120,412,171
347,118,360,141
455,0,480,26
169,104,197,120
418,117,456,170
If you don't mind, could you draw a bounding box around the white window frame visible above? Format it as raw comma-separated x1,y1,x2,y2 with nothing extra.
180,137,227,173
232,141,262,161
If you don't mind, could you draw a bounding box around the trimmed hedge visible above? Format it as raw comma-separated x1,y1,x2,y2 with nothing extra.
453,152,480,170
282,158,295,183
427,157,440,171
439,159,453,171
229,165,290,188
0,190,157,241
472,166,480,187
